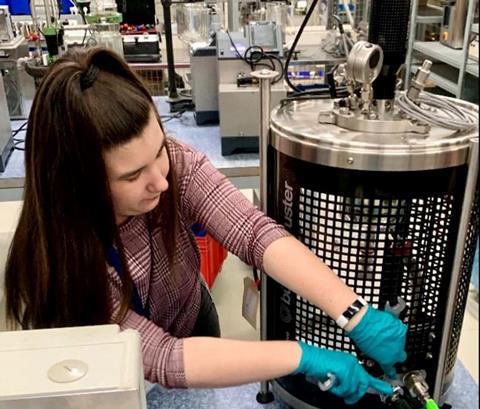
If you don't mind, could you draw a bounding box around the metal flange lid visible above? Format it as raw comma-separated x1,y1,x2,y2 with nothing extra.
270,98,479,172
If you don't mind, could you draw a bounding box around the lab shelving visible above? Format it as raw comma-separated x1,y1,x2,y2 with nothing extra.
416,4,444,24
405,0,479,99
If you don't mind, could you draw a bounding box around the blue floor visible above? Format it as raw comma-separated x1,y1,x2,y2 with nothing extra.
146,361,478,408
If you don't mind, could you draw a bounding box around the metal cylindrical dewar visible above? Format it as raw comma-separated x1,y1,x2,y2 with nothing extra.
271,98,477,172
434,137,479,400
264,96,478,408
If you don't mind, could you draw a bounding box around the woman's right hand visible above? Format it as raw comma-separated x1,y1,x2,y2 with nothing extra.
294,342,393,405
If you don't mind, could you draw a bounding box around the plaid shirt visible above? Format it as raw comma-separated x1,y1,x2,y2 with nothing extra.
107,140,289,388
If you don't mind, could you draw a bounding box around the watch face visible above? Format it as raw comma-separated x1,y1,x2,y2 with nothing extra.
344,299,366,320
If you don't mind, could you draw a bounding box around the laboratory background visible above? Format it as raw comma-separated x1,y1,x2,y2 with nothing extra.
0,0,478,408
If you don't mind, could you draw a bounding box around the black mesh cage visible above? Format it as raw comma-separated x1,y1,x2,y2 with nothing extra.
368,0,410,63
368,0,411,100
266,148,478,409
444,184,479,375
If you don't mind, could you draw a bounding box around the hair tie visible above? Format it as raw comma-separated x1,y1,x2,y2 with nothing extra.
80,64,100,91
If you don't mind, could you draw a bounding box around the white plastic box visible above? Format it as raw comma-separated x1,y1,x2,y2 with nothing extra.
0,324,147,409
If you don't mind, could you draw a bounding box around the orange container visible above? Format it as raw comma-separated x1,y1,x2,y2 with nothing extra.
195,234,228,288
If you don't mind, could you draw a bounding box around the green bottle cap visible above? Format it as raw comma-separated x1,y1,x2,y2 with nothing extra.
425,399,440,409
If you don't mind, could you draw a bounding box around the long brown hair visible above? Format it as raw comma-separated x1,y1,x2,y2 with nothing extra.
5,47,178,329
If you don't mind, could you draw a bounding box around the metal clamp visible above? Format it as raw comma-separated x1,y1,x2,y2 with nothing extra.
318,108,430,135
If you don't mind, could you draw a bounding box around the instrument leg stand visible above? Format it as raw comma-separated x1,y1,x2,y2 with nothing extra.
256,381,274,404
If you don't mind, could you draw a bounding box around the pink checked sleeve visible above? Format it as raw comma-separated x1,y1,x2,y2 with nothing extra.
109,274,187,388
173,141,291,269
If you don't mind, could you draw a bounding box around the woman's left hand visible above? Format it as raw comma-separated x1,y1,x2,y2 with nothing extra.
347,306,407,379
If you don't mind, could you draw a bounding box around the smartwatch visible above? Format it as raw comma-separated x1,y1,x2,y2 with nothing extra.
335,297,367,329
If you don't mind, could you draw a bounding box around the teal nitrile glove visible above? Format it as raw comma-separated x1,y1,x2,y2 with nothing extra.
347,305,408,379
293,341,393,405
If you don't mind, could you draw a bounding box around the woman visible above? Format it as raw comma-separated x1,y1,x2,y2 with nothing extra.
5,47,406,405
